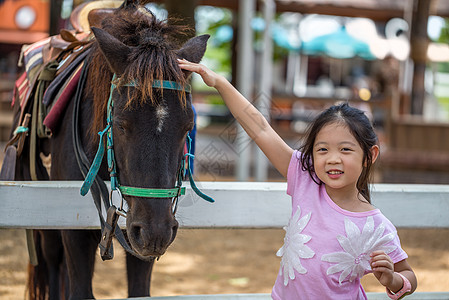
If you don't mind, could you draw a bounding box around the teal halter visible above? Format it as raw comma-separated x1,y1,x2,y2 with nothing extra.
80,74,213,216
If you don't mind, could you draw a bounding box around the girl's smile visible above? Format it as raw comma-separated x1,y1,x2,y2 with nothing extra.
327,169,344,179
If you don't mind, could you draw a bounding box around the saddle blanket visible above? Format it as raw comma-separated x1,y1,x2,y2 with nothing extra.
12,36,91,135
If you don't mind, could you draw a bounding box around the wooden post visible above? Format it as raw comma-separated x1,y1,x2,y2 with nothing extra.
49,0,63,36
410,0,431,115
235,0,255,181
255,0,275,181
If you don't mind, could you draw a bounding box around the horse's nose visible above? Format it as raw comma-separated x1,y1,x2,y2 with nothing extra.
129,221,178,256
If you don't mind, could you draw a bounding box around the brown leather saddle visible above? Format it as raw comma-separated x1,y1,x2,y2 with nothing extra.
3,2,120,162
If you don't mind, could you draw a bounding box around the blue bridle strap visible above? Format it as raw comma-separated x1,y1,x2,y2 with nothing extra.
184,134,214,203
152,80,191,93
80,124,110,196
119,78,191,92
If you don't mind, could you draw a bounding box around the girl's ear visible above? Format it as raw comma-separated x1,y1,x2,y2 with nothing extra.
370,145,380,164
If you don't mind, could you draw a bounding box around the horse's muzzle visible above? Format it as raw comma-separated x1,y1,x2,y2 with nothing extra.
128,218,179,257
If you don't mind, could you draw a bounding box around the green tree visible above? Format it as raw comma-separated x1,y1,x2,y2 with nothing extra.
438,19,449,44
437,19,449,73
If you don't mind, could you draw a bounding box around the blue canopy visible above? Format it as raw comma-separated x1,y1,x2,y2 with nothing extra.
301,26,375,60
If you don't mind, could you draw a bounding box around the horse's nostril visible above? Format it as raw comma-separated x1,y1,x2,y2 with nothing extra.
131,224,143,244
170,221,179,242
172,225,177,236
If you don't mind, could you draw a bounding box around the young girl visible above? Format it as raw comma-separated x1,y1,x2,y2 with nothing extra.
178,59,417,299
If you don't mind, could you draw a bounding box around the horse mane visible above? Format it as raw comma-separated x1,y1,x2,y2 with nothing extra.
86,5,192,138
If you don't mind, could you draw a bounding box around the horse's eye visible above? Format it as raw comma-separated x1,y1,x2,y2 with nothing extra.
116,121,127,133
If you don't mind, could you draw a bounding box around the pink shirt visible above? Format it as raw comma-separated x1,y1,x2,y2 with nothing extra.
271,151,408,300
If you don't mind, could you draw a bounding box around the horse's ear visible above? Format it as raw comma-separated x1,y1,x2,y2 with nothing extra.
91,26,132,75
176,34,210,76
120,0,138,8
177,34,209,63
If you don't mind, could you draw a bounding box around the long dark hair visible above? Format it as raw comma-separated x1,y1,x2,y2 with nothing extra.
300,103,378,203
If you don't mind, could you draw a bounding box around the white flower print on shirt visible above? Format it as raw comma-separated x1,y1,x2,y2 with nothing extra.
276,205,315,286
321,216,397,285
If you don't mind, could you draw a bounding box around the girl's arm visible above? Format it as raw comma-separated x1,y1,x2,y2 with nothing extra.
370,251,417,297
178,59,293,177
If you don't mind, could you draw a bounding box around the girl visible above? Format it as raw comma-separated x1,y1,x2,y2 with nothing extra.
178,59,417,299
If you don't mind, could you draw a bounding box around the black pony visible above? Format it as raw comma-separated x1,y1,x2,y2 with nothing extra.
11,2,208,299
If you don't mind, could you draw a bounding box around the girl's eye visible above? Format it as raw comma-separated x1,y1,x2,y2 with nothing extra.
341,148,353,152
317,148,327,152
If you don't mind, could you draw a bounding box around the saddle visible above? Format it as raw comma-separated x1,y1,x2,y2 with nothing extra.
72,0,123,32
6,31,92,157
4,1,122,163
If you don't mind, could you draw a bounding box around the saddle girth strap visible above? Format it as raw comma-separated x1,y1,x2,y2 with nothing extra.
29,61,58,181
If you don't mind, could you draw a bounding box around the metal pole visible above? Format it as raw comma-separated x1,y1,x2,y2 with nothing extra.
255,0,275,181
236,0,255,181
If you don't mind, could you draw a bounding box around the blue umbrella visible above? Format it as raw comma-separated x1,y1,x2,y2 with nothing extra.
272,23,301,51
301,26,375,60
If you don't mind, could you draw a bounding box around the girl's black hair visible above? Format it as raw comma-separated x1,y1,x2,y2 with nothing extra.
300,103,378,203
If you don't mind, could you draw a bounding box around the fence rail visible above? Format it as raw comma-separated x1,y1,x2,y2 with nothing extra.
1,181,449,229
109,292,449,300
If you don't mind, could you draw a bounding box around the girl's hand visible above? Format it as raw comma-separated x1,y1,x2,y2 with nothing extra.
177,59,220,88
370,250,395,287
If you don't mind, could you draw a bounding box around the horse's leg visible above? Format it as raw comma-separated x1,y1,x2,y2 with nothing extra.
126,252,155,297
39,230,64,300
61,230,100,300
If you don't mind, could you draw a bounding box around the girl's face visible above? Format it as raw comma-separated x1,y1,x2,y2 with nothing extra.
312,122,366,199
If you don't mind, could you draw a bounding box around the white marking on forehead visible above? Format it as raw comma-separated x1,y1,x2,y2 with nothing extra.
156,104,168,132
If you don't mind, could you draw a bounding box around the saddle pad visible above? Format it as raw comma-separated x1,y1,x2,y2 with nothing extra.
12,37,51,109
12,72,30,108
42,46,90,106
21,37,51,77
0,146,17,180
43,63,83,132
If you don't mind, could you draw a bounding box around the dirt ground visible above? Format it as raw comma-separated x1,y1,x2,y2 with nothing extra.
0,228,448,299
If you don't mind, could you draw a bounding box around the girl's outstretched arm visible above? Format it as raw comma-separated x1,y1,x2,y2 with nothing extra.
178,59,293,177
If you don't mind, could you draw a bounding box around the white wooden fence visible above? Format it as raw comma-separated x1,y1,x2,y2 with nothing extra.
1,181,449,300
1,181,449,229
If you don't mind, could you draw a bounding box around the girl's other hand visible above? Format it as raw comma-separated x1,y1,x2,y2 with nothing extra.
370,250,395,287
177,59,220,88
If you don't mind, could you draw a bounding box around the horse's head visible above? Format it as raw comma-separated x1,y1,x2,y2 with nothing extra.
90,8,208,258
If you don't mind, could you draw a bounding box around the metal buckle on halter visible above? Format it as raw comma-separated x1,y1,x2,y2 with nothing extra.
171,195,179,215
176,185,183,198
110,188,127,218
